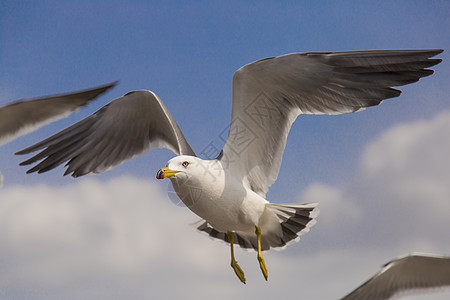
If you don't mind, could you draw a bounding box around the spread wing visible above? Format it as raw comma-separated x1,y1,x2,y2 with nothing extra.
219,49,443,197
0,81,117,146
16,90,195,177
340,253,450,300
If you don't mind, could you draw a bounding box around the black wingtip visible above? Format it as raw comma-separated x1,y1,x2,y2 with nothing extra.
15,149,29,156
88,80,119,90
18,157,36,165
101,80,120,90
25,168,36,174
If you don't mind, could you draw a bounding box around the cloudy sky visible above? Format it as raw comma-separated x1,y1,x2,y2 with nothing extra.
1,1,449,299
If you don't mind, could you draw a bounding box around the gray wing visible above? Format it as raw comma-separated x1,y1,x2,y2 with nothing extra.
16,90,195,177
0,81,117,146
220,49,443,197
341,253,450,300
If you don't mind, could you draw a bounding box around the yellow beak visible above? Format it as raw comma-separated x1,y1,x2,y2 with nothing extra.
156,167,179,179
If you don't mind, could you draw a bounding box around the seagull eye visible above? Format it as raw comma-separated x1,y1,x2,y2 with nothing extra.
182,161,189,167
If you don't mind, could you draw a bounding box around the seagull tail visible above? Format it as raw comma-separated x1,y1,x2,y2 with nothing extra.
195,202,319,251
261,202,319,250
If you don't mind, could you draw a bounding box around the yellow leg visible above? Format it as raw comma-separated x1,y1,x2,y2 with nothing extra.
255,225,268,281
227,231,246,284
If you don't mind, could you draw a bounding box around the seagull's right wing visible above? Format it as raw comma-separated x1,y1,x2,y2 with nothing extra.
340,253,450,300
220,49,443,197
16,90,195,177
0,81,117,146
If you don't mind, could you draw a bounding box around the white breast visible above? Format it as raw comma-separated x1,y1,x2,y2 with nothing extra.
170,159,267,232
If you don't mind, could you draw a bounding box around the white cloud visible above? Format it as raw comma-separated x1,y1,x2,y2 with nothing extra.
353,110,450,246
0,176,229,299
359,110,450,218
360,110,450,178
0,110,449,300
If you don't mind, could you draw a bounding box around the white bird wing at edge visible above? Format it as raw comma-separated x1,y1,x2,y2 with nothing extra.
16,90,195,177
0,81,117,146
219,49,443,197
340,253,450,300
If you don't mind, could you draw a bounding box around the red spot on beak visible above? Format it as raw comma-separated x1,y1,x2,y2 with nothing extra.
156,169,165,179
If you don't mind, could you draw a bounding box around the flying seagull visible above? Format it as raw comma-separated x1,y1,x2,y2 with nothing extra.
16,49,443,283
340,253,450,300
0,81,117,186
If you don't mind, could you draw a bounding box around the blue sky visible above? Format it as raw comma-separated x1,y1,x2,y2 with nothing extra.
1,1,449,299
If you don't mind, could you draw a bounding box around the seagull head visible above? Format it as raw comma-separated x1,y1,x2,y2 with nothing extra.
156,155,199,180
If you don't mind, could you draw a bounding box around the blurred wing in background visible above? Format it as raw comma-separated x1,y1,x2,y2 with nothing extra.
0,81,117,146
340,253,450,300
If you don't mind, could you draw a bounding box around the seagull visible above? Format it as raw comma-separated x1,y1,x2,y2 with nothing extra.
0,81,117,186
16,49,442,283
340,253,450,300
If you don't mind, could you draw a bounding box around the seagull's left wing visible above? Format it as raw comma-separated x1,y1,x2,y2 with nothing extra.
0,81,117,146
220,49,443,197
16,90,195,177
340,253,450,300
